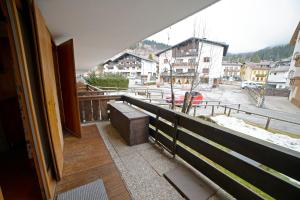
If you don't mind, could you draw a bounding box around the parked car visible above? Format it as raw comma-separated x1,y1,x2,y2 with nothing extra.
134,79,142,84
166,91,203,105
241,81,262,89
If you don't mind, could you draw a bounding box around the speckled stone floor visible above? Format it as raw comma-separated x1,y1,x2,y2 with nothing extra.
96,121,233,200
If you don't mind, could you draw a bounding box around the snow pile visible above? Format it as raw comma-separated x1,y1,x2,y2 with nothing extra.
211,115,300,153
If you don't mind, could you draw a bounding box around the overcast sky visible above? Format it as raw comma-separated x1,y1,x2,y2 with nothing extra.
147,0,300,54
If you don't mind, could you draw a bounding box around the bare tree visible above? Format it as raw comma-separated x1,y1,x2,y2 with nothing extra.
182,22,206,114
163,28,176,109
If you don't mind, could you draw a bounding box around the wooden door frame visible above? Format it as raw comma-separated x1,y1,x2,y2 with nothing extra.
56,39,82,137
5,0,56,199
31,0,64,180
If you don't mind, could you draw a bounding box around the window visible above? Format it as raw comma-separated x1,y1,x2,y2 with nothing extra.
176,69,183,73
203,57,210,62
188,58,196,64
164,59,168,64
175,59,183,64
190,48,197,53
188,69,195,73
202,68,209,73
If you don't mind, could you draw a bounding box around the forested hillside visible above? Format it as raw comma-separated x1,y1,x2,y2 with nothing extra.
224,44,294,63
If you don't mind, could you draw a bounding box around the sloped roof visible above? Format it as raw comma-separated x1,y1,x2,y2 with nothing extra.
155,37,229,56
270,66,290,73
104,52,156,64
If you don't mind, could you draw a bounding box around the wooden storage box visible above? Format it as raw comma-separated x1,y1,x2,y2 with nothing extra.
109,102,149,146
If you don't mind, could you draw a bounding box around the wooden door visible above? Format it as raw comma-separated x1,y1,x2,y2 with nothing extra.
5,0,58,198
56,39,81,137
32,1,64,180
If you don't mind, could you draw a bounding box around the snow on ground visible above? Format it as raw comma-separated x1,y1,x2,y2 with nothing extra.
211,115,300,153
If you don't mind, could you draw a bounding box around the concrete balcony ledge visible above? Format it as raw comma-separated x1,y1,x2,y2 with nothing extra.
96,121,233,200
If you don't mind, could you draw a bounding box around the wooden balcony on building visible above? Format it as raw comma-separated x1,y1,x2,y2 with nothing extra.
73,83,300,200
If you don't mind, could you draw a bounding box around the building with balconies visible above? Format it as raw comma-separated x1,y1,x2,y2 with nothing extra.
240,61,271,83
156,37,228,86
222,61,242,81
267,58,291,89
103,52,157,82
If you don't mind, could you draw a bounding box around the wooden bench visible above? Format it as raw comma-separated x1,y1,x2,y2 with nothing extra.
108,102,149,146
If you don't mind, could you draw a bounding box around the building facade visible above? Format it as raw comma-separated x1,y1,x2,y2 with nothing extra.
156,37,228,86
267,59,291,89
222,62,242,81
104,52,157,82
240,62,271,83
288,22,300,107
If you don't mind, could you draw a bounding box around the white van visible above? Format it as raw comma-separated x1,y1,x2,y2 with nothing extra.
241,81,259,89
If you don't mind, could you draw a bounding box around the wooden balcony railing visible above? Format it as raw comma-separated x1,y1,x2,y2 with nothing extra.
121,95,300,200
78,95,121,122
77,92,300,199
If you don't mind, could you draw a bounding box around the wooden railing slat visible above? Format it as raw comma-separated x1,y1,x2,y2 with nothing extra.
177,129,300,199
176,145,264,200
178,115,300,181
92,100,100,121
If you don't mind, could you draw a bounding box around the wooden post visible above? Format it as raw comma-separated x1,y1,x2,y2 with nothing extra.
237,104,241,113
211,105,215,116
228,108,231,116
205,101,208,109
193,106,197,117
265,117,271,130
224,106,227,114
155,110,160,143
146,88,149,98
172,115,179,157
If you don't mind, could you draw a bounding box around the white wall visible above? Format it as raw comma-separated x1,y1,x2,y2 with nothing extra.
141,60,156,76
198,43,224,80
268,71,289,88
158,50,172,73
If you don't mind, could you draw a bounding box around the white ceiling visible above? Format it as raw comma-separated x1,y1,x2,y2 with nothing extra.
36,0,219,72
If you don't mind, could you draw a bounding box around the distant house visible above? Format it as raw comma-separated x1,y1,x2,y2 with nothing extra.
240,61,271,83
222,62,242,81
156,37,228,86
103,52,157,82
288,22,300,107
267,58,291,89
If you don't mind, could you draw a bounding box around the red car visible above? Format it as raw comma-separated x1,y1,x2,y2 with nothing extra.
166,91,203,105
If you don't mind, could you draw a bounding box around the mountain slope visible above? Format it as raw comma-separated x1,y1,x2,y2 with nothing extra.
224,44,294,62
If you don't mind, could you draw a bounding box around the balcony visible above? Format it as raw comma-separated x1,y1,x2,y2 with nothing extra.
73,84,300,200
